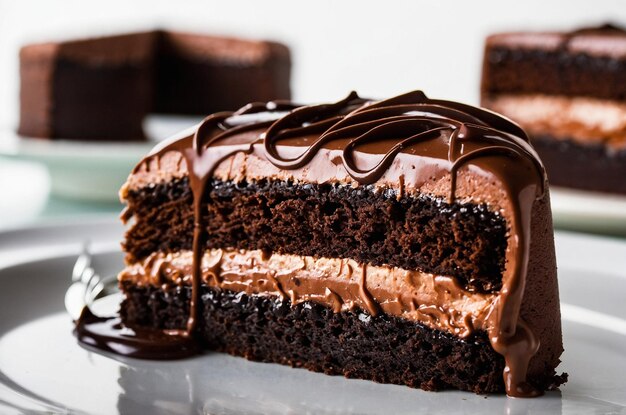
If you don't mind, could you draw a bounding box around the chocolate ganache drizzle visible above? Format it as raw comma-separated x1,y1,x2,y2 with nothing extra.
76,91,547,397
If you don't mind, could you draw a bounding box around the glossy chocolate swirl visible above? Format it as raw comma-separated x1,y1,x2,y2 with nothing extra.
78,91,546,397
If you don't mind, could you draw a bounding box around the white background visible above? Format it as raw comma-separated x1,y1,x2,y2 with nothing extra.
1,0,626,129
0,0,625,228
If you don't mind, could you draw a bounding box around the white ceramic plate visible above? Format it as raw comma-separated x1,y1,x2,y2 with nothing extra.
0,225,625,415
551,187,626,235
0,116,201,202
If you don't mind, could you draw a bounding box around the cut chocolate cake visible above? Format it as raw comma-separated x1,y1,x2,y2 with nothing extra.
482,24,626,194
83,91,565,397
19,32,155,141
18,31,290,141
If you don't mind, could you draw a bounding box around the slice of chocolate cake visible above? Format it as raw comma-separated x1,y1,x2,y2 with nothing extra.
481,24,626,194
18,31,291,141
94,91,565,397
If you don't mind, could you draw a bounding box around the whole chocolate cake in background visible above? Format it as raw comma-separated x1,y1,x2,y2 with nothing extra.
481,24,626,194
76,90,567,397
18,30,291,141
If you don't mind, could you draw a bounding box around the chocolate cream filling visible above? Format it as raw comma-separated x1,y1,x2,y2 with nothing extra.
119,249,497,339
483,94,626,148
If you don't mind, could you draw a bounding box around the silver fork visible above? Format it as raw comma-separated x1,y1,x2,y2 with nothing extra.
64,243,118,320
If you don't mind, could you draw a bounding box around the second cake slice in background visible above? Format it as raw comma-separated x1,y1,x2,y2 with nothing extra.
481,24,626,194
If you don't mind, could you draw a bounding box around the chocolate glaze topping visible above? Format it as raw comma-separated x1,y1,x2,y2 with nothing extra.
77,91,547,397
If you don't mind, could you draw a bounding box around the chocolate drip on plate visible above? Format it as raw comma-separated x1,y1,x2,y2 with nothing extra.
75,308,199,360
77,91,546,397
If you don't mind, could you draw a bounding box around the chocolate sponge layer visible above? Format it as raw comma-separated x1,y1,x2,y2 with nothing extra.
120,283,565,394
531,135,626,194
124,178,508,292
482,46,626,100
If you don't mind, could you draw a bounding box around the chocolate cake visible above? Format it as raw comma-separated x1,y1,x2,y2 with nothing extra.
77,91,566,397
18,31,290,141
481,24,626,194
